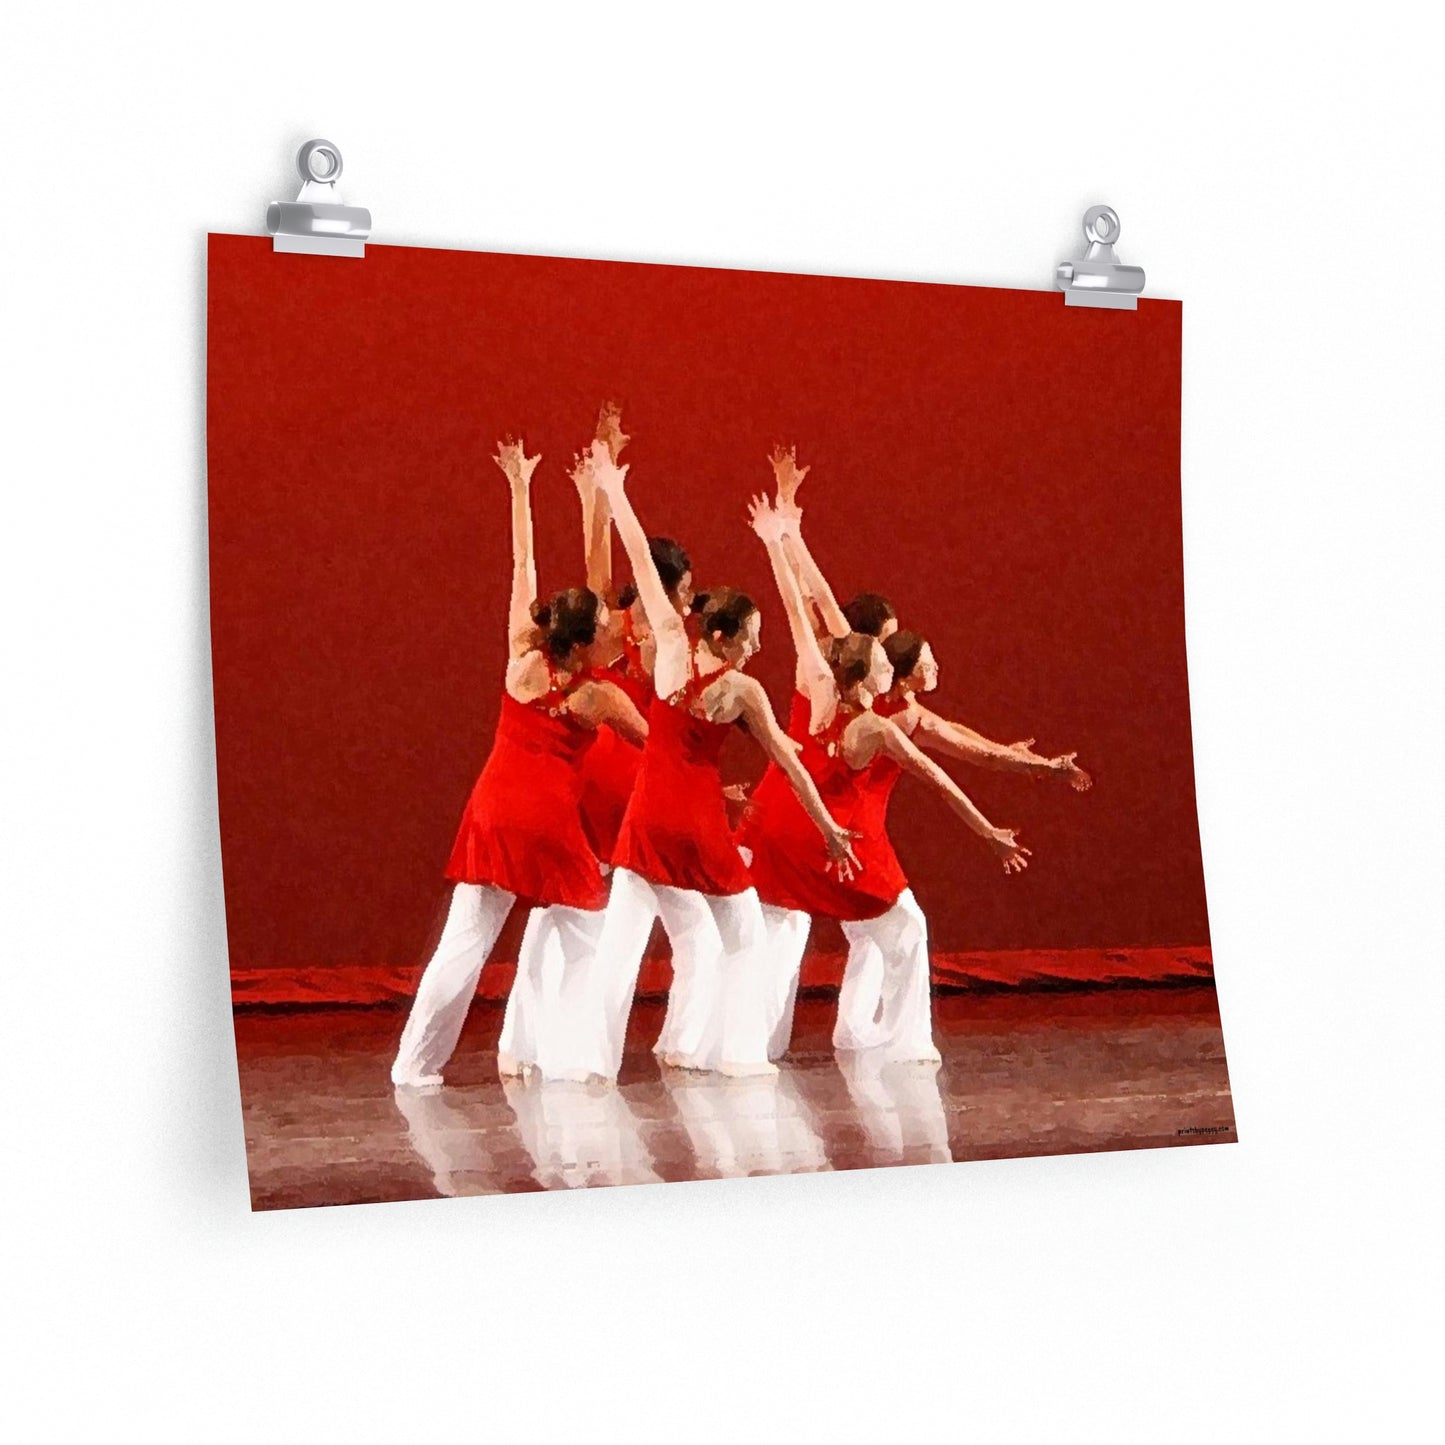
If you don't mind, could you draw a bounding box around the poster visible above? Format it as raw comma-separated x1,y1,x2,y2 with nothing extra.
208,234,1231,1209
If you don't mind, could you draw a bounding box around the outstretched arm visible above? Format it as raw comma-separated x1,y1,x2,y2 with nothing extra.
911,705,1092,790
747,494,837,732
770,445,850,640
495,439,542,659
859,714,1031,874
588,441,691,698
730,676,860,878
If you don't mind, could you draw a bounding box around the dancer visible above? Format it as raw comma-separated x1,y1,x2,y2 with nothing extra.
768,444,1092,788
569,408,707,1066
764,448,1091,1048
827,626,1091,1046
570,405,696,859
391,438,647,1088
570,441,858,1082
739,492,1030,1063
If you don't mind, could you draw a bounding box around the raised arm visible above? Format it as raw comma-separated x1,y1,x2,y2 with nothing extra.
769,445,850,641
854,713,1031,874
729,675,860,877
576,402,631,596
911,704,1092,790
588,441,691,698
782,525,850,640
747,494,837,731
570,452,611,596
494,439,542,659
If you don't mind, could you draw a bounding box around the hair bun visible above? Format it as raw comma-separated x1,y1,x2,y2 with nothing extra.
530,601,552,626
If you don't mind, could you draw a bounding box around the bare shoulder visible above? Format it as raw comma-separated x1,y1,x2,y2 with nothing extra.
841,709,893,763
701,669,761,723
570,675,628,714
505,649,549,703
849,710,893,741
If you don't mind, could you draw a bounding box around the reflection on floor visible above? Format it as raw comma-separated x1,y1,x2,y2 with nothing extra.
236,990,1236,1210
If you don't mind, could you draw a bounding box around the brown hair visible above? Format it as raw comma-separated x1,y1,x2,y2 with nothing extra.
690,587,757,641
827,632,883,692
530,587,603,660
841,592,896,637
883,629,925,682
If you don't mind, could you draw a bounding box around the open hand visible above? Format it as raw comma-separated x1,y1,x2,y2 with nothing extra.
747,493,789,545
1054,752,1092,792
587,438,629,498
824,824,863,882
595,402,630,463
769,443,810,508
989,827,1032,875
494,438,541,488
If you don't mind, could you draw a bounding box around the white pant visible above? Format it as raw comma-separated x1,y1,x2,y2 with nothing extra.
831,889,940,1062
498,903,608,1080
392,883,516,1085
758,905,813,1059
580,868,776,1079
392,883,607,1086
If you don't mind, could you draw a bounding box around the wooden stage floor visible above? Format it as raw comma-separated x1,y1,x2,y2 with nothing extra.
235,988,1235,1210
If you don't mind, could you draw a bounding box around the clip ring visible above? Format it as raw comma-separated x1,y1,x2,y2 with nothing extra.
1082,205,1120,248
297,140,343,187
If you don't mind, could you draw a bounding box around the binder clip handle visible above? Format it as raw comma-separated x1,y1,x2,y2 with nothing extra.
266,139,371,259
1056,204,1145,310
297,139,344,190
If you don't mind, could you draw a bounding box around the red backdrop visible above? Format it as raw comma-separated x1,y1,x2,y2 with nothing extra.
207,234,1207,987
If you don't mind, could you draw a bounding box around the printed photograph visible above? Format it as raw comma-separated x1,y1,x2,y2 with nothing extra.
207,235,1231,1209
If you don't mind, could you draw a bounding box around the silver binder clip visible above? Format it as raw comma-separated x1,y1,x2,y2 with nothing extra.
266,140,371,258
1056,205,1144,310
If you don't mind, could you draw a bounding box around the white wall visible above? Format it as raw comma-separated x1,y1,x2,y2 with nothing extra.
3,3,1438,1439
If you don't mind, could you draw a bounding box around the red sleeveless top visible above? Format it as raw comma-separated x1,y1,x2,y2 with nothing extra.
612,654,753,895
737,693,908,920
445,658,607,910
578,611,652,859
